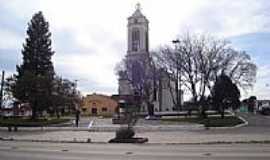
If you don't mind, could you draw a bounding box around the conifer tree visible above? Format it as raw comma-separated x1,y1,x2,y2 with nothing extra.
212,74,240,118
14,11,55,119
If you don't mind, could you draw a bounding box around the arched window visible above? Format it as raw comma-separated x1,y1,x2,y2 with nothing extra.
132,29,140,51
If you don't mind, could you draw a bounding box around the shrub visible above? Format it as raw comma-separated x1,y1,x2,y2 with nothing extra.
115,127,135,139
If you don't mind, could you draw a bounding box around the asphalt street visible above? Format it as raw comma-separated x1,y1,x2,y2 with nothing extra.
237,112,270,127
0,141,270,160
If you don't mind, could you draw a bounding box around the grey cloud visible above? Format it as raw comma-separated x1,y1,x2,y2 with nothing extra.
79,81,117,95
53,30,96,55
110,40,125,56
0,5,26,36
53,64,117,95
184,6,225,33
0,49,21,72
179,0,270,35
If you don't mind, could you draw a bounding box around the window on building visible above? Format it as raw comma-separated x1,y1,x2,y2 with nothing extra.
102,107,107,112
132,29,140,51
82,108,87,112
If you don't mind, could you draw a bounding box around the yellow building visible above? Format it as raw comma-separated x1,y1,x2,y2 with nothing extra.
81,93,118,116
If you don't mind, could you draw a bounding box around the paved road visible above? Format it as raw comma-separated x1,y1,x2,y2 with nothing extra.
2,129,270,144
237,112,270,127
0,141,270,160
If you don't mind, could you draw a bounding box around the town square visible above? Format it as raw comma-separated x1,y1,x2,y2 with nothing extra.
0,0,270,159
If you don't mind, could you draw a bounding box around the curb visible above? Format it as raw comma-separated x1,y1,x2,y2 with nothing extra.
0,124,205,132
207,114,248,130
234,115,249,128
1,137,270,145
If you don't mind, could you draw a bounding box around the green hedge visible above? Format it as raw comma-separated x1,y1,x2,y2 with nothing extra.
201,116,243,127
161,116,244,127
0,117,70,127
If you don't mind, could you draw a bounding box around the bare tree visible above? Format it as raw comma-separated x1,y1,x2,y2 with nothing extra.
51,76,82,117
115,54,157,116
154,33,257,104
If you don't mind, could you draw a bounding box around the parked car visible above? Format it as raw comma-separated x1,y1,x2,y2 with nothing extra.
258,104,270,115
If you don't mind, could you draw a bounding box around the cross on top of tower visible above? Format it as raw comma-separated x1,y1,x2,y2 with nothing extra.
136,3,141,11
131,2,145,18
129,2,148,24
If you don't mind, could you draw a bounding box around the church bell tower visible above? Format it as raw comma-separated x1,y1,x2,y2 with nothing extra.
118,3,176,113
127,3,149,56
118,3,150,96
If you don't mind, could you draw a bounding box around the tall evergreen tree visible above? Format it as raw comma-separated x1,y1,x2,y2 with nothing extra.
14,11,55,119
212,73,240,118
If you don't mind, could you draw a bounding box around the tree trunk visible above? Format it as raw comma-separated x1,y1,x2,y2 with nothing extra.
191,82,197,102
175,77,179,110
201,107,207,119
220,104,225,119
56,108,60,119
147,102,154,116
31,103,37,120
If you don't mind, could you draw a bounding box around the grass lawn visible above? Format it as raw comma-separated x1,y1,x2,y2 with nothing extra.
161,116,244,127
0,117,70,127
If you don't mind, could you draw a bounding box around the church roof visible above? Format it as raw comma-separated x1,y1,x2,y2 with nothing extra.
132,8,143,17
128,3,147,20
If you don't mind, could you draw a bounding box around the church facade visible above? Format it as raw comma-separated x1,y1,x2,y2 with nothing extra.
118,4,176,112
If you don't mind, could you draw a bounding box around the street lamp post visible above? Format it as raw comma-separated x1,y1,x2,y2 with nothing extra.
172,39,181,111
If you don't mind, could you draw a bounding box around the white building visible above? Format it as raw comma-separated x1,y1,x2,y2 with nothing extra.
118,4,177,112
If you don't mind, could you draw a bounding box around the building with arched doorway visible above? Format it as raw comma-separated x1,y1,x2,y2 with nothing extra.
81,93,118,116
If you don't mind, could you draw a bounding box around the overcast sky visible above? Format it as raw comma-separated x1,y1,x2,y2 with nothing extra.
0,0,270,99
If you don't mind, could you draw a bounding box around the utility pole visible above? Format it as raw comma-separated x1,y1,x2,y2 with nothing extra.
172,39,181,111
0,70,5,109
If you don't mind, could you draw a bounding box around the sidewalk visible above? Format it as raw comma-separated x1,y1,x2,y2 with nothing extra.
0,116,205,132
1,113,270,144
1,129,270,144
0,124,204,132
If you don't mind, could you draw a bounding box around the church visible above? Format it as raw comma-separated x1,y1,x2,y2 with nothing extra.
118,4,177,112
